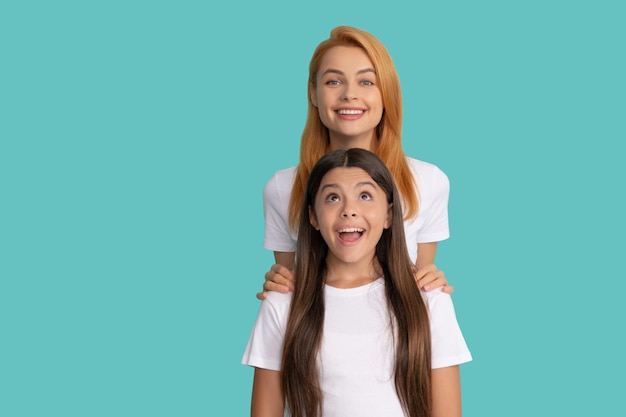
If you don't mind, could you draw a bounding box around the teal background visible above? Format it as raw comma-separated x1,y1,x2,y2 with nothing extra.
1,0,624,416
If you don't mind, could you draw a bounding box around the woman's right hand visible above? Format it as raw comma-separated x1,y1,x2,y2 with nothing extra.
256,264,296,300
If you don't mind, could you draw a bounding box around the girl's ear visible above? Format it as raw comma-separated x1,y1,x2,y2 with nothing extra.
309,83,318,107
384,203,393,229
309,206,320,230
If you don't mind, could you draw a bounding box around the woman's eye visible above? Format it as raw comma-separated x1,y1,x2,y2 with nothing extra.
361,80,374,86
325,80,341,86
359,192,372,201
325,193,339,202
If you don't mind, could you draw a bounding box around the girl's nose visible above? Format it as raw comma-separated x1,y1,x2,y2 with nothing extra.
341,208,357,218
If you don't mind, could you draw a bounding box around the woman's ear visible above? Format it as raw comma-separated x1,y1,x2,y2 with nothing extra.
309,206,319,230
384,203,393,229
309,83,318,107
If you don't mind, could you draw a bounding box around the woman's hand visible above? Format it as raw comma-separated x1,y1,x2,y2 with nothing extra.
256,264,296,300
415,264,454,294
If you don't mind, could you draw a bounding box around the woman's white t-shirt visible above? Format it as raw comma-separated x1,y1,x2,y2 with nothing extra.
263,157,450,264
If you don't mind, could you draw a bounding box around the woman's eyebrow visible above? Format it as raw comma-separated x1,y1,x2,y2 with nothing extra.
320,68,376,76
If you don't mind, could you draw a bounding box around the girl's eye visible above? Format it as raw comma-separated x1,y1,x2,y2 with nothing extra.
325,193,340,202
361,80,374,86
359,192,373,201
325,80,341,86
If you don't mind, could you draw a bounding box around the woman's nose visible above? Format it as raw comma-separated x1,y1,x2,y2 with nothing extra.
341,84,357,101
341,92,356,101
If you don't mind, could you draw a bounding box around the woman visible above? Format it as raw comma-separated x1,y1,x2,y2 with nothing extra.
259,26,453,298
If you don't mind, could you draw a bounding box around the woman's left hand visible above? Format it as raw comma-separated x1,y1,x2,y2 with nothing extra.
415,264,454,293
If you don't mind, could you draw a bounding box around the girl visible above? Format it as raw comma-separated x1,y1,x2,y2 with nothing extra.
243,149,471,417
259,26,453,299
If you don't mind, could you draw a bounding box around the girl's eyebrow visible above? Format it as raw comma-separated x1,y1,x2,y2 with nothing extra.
356,181,378,189
320,68,376,76
320,181,378,192
320,183,339,192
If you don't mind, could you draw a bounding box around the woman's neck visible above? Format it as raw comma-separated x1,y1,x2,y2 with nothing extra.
329,132,377,152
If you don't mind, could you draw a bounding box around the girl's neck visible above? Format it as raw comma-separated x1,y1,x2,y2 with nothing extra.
323,258,382,289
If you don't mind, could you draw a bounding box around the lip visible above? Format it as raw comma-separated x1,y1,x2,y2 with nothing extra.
336,225,366,245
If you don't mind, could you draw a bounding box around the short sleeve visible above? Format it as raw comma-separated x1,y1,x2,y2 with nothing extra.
416,164,450,243
263,169,297,252
425,289,472,369
241,293,291,371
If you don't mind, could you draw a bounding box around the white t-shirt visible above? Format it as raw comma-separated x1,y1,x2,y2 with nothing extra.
263,157,450,264
242,279,472,417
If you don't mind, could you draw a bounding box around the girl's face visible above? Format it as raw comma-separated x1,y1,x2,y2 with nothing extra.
311,46,384,150
309,167,392,271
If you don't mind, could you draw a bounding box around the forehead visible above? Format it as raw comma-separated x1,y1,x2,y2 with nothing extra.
318,167,377,189
318,46,374,73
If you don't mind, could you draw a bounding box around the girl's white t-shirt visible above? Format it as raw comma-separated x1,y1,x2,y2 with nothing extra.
242,279,472,417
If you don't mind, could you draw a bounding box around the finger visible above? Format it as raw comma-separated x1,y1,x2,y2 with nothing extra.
271,263,292,278
416,269,441,285
420,273,448,292
263,280,291,294
413,269,426,283
417,275,434,291
267,273,294,289
267,266,296,285
442,285,455,294
256,291,268,300
413,263,437,281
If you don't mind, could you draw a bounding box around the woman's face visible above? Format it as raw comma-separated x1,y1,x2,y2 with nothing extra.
311,46,384,150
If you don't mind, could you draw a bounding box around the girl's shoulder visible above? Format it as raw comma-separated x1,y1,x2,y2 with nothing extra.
420,287,450,304
261,290,293,318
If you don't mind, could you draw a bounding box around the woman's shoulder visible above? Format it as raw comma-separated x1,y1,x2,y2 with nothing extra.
406,156,449,188
406,156,447,178
266,165,297,183
263,165,297,198
265,166,297,186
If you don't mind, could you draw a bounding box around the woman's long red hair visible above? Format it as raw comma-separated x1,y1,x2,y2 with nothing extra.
288,26,418,231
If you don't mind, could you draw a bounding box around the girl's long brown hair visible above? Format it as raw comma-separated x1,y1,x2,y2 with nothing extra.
281,148,431,417
288,26,419,231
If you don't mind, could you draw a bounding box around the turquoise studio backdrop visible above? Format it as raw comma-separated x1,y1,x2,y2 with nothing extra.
1,0,624,416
